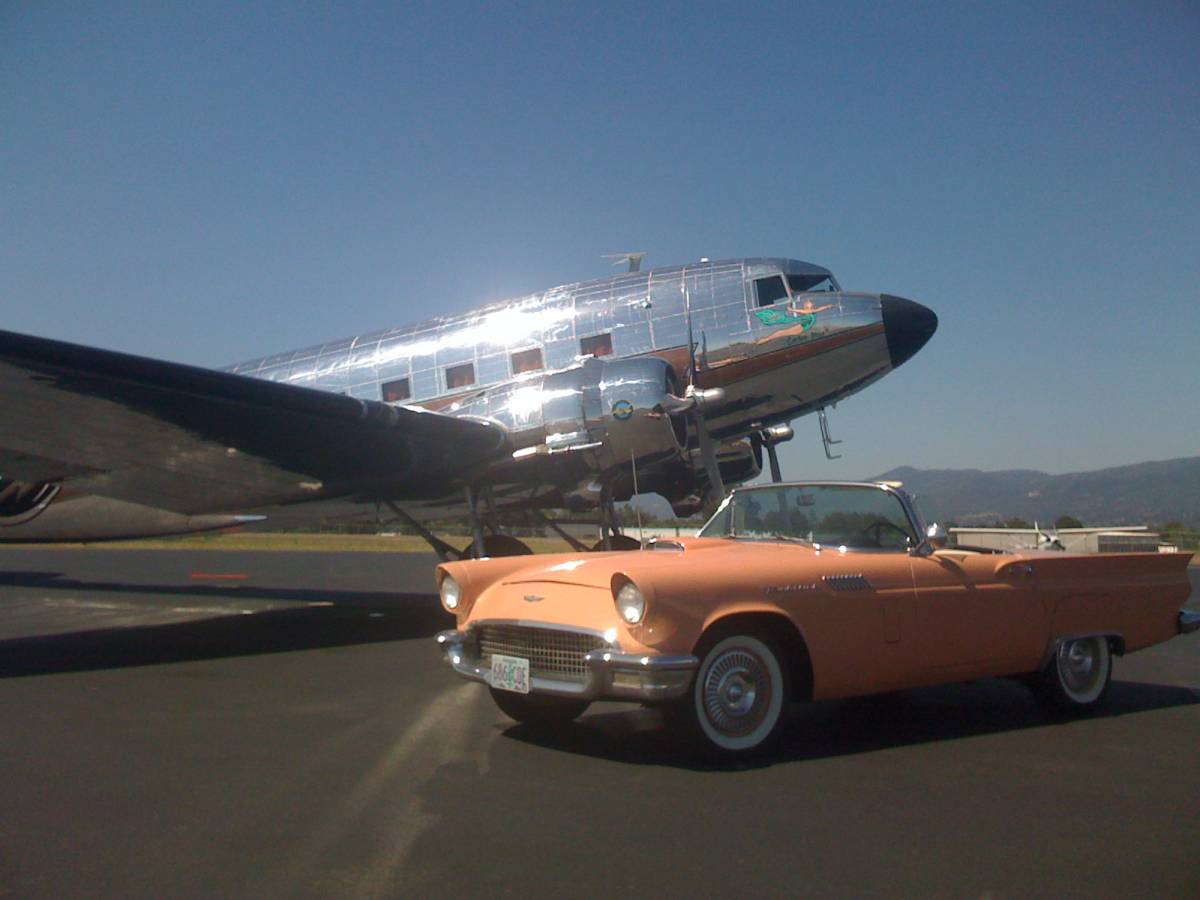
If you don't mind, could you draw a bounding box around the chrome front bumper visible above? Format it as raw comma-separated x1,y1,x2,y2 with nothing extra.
435,629,698,702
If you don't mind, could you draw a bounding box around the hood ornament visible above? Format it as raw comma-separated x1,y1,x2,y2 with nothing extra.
523,594,545,603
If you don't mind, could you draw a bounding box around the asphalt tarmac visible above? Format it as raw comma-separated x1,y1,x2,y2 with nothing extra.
2,548,1197,898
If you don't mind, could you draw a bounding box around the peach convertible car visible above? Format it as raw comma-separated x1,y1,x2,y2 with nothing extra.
435,482,1197,756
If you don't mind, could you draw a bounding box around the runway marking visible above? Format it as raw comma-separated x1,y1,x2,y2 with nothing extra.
265,683,489,896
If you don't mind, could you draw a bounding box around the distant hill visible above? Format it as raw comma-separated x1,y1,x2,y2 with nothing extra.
871,457,1200,527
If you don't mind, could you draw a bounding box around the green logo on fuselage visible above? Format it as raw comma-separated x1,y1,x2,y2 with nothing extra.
754,309,817,331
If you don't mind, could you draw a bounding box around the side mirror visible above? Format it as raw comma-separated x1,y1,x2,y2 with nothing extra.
914,523,948,556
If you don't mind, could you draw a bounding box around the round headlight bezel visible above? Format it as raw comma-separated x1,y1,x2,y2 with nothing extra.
440,575,461,611
614,580,646,625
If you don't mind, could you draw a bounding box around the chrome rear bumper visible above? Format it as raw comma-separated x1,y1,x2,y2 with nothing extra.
1179,610,1200,635
435,629,697,702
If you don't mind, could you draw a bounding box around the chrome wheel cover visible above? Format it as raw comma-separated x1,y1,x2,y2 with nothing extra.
1056,636,1108,703
701,647,771,736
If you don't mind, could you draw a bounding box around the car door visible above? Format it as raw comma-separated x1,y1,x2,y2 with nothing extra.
907,551,1048,681
799,552,919,699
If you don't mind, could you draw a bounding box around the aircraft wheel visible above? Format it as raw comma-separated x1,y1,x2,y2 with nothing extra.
1034,635,1112,712
666,630,789,758
459,534,534,559
489,688,589,724
590,535,642,551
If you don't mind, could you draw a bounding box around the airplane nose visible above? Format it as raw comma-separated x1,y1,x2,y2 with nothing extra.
880,294,938,369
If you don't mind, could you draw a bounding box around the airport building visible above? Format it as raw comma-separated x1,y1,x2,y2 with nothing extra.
950,526,1171,553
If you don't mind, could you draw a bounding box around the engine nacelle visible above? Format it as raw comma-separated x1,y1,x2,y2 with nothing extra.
449,356,689,476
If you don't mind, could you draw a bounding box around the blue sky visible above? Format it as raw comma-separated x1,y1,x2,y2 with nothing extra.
3,1,1197,480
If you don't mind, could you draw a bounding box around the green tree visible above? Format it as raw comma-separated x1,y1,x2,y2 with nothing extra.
1003,517,1031,529
1054,515,1083,529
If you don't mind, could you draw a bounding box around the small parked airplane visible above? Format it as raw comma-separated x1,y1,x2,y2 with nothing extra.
0,256,936,556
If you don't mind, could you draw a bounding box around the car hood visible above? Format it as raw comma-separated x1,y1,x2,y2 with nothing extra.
497,537,813,589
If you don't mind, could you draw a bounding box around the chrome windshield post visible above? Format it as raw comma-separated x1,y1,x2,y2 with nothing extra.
913,523,948,557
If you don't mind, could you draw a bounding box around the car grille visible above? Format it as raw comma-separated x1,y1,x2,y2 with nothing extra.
475,624,608,682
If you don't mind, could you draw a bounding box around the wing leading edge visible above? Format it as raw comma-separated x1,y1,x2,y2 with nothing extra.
0,329,508,534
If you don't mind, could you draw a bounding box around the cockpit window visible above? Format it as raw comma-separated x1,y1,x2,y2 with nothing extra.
754,275,788,307
787,274,837,293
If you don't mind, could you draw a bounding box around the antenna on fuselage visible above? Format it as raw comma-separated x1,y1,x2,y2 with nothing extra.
602,252,646,273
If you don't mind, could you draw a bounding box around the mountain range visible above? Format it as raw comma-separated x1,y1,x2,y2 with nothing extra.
871,457,1200,527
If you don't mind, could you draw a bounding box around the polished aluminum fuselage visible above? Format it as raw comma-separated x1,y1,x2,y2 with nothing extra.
227,258,887,441
0,257,934,541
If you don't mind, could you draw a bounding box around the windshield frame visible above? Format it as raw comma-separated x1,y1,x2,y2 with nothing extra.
699,481,927,552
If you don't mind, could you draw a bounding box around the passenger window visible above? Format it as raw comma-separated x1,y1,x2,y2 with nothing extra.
445,363,476,390
754,276,788,307
580,333,613,357
511,347,544,374
381,378,411,403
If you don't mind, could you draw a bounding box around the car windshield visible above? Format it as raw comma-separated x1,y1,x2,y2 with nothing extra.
699,484,917,550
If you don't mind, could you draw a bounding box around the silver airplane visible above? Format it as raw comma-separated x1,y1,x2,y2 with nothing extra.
0,257,936,556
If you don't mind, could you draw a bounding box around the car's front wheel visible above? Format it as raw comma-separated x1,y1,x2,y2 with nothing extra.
668,632,789,758
488,688,590,725
1034,635,1112,712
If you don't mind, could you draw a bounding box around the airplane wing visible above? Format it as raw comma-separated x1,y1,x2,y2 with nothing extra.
0,330,508,527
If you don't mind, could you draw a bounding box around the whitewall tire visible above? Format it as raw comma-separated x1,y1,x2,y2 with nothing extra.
1036,635,1112,712
676,632,789,757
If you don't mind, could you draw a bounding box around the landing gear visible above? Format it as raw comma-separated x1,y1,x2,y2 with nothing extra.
591,535,641,552
594,482,639,551
757,423,794,483
384,490,534,560
459,533,533,559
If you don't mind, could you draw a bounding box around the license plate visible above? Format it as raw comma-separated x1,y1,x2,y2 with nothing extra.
489,654,530,694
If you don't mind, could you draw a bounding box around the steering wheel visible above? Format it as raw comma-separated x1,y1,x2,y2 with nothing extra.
856,520,911,548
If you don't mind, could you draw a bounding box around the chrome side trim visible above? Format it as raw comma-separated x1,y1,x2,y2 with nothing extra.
1179,610,1200,635
822,574,873,591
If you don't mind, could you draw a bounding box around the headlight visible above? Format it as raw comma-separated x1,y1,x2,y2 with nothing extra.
615,581,646,625
440,576,461,611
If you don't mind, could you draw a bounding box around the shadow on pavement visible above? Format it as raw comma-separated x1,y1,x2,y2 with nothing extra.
0,591,451,678
0,568,415,608
500,676,1200,771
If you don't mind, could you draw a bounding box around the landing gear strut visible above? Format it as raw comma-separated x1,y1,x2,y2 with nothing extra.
592,482,639,551
758,423,795,483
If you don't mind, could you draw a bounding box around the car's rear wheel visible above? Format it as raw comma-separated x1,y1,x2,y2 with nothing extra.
488,688,590,725
1034,635,1112,712
667,631,789,758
